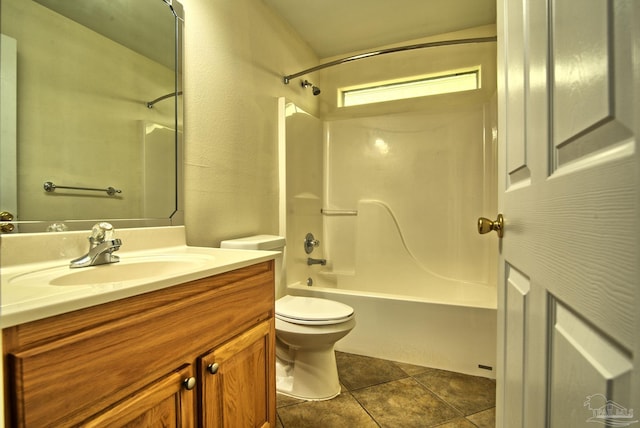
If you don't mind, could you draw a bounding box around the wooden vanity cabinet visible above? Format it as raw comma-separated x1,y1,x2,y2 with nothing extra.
200,319,273,427
2,261,276,428
83,364,196,427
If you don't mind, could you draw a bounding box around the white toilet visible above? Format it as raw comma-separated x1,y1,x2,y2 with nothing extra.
220,235,355,401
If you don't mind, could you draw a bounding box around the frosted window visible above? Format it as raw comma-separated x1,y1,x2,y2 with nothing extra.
341,69,479,107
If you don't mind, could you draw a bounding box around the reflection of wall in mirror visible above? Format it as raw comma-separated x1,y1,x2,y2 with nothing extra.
0,34,18,230
143,122,178,219
1,0,175,226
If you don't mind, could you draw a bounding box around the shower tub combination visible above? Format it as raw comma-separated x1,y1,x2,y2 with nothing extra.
280,32,498,378
287,200,497,379
282,106,498,378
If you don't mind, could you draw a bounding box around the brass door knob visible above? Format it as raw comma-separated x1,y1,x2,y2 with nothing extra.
0,223,15,233
477,214,504,238
0,211,15,233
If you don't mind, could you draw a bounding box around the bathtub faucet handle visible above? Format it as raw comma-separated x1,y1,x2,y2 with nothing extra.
304,232,320,254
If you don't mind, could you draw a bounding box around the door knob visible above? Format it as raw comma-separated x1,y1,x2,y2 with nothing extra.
0,223,15,233
477,214,504,238
0,211,15,233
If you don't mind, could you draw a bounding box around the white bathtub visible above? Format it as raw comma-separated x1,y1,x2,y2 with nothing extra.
287,275,497,379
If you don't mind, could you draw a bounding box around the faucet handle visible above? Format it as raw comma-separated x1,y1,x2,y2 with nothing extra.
90,222,114,243
304,233,320,254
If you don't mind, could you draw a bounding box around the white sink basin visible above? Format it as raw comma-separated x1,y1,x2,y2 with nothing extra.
8,254,214,287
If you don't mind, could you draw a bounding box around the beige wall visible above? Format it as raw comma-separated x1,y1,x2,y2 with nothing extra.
181,0,319,246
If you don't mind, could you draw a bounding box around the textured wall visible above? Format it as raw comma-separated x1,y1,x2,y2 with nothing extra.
181,0,319,246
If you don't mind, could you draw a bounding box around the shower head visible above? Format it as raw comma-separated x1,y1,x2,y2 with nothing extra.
301,79,321,96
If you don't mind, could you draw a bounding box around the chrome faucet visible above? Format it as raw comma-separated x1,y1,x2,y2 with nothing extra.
307,257,326,266
70,222,122,268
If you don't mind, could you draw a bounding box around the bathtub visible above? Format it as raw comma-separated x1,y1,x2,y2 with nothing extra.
287,275,497,379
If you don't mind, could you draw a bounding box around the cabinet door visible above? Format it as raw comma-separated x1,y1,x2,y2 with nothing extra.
200,319,275,428
83,365,195,428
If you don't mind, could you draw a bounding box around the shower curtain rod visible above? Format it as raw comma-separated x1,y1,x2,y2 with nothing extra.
146,91,183,109
282,36,497,84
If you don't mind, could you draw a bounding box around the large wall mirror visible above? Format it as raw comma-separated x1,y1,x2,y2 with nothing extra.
0,0,183,233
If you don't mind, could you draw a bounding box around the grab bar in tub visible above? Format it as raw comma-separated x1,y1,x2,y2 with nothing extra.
320,209,358,216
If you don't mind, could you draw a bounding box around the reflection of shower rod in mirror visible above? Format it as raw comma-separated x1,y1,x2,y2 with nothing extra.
44,181,122,196
146,91,183,109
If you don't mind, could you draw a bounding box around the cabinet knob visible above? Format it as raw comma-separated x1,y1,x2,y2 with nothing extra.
183,376,196,390
208,363,219,375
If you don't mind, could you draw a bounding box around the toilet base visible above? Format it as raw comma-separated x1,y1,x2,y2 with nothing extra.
275,345,341,401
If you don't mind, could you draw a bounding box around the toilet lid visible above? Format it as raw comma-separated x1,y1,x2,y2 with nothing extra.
275,296,354,325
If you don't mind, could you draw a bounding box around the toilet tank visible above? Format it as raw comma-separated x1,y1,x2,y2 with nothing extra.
220,235,286,298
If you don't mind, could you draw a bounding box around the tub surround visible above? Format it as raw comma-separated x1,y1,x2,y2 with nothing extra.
0,226,279,327
281,32,498,379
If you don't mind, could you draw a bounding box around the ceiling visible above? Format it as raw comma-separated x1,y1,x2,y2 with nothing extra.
263,0,496,59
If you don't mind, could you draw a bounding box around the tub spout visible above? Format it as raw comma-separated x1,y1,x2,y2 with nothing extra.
307,257,326,266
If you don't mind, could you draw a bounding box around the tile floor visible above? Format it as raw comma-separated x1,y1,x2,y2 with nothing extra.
276,352,496,428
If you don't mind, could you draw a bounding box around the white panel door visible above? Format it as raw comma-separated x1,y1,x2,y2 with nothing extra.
496,1,639,427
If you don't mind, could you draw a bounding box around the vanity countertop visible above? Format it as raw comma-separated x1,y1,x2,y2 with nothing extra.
0,226,279,327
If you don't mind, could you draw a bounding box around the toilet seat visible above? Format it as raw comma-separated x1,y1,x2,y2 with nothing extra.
276,296,354,326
